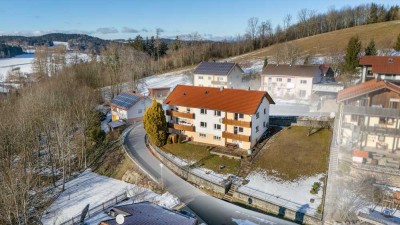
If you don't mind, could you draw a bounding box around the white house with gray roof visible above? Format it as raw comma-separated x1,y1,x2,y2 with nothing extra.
193,61,244,88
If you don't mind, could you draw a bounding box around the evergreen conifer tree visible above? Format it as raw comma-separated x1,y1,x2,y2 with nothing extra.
365,39,377,55
394,33,400,51
143,98,167,146
344,36,361,73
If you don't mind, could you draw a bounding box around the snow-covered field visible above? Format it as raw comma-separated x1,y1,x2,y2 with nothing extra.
41,170,180,225
0,53,34,81
0,52,89,82
238,170,324,216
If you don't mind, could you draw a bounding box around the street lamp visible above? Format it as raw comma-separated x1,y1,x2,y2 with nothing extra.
159,163,164,190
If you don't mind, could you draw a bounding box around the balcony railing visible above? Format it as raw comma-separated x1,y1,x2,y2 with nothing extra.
222,131,250,142
361,125,399,136
166,110,195,119
168,123,195,132
222,118,251,128
343,105,400,118
312,83,344,93
211,80,227,85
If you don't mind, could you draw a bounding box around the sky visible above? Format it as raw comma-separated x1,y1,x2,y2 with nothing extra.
0,0,399,40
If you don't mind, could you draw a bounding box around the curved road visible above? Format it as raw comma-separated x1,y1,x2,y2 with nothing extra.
125,123,297,225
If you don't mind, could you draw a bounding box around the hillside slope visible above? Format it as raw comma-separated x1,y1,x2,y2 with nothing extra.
232,20,400,62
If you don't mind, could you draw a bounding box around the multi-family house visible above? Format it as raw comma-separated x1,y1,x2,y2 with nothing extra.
193,61,244,88
261,64,339,100
359,56,400,84
163,85,275,150
337,79,400,168
109,91,152,123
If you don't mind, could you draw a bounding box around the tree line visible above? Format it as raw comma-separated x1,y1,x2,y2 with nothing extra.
0,44,23,58
245,3,399,51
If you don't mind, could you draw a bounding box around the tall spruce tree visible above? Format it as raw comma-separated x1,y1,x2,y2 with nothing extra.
131,35,144,52
344,36,362,73
365,39,377,55
394,33,400,51
143,98,167,147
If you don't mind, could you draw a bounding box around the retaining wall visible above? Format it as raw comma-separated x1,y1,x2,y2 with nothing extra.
148,144,230,195
233,191,322,225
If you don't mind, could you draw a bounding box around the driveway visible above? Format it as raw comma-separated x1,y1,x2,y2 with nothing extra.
124,123,297,225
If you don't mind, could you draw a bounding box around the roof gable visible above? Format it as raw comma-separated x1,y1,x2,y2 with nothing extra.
337,79,400,102
261,64,325,78
194,62,242,75
164,85,275,115
110,92,143,110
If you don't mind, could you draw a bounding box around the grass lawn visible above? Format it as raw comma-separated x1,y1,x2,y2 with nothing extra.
253,126,332,181
162,143,240,175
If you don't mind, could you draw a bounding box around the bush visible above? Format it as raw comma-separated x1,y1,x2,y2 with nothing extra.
310,182,321,194
242,179,249,185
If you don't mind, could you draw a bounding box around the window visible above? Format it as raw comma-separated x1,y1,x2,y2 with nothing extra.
300,80,307,84
214,110,221,116
263,121,266,127
256,126,259,133
351,115,358,123
379,117,394,125
138,109,143,114
186,107,191,112
264,108,266,114
277,78,282,82
213,136,221,141
389,99,400,109
298,90,307,98
214,124,221,130
234,126,243,134
199,133,206,138
208,76,212,80
287,78,291,83
218,76,224,81
234,113,244,120
200,122,207,128
200,109,207,114
256,112,259,119
198,76,203,79
239,127,244,133
378,135,385,142
268,77,272,82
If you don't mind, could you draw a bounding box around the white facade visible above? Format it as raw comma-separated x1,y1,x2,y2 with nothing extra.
261,75,313,99
112,98,152,123
194,66,243,88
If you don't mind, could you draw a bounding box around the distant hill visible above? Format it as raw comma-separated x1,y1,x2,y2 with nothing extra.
0,33,112,53
232,20,400,62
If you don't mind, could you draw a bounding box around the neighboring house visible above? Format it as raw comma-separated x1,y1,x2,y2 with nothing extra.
109,91,151,123
163,85,275,150
337,79,400,169
147,86,172,102
261,64,339,100
359,56,400,84
193,61,244,88
99,202,197,225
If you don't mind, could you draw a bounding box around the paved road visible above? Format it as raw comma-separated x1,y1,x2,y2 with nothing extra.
124,123,297,225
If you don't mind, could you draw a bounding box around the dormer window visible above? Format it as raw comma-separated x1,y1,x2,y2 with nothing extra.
388,58,393,63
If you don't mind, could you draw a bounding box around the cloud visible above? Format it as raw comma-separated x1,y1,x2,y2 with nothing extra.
141,28,149,32
121,27,139,33
95,27,119,34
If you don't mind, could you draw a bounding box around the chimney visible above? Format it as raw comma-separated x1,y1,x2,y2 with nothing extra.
220,86,224,91
205,91,209,95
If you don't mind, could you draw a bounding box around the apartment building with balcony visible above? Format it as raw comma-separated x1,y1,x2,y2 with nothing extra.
261,64,338,100
337,79,400,169
163,85,275,150
193,61,244,88
359,56,400,84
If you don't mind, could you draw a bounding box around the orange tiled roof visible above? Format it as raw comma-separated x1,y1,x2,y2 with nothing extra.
353,150,370,158
164,85,275,115
359,56,400,74
337,79,400,102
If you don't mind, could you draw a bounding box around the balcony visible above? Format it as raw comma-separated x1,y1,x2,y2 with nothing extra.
343,105,400,118
168,123,195,132
222,118,251,128
361,126,399,136
312,83,344,93
166,110,195,119
222,131,250,142
211,80,227,85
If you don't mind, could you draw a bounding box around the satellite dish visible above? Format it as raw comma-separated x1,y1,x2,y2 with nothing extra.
116,214,125,224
